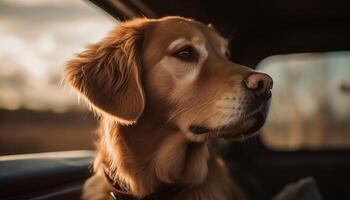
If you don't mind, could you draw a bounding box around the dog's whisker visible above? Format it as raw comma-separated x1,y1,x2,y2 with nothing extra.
167,99,216,123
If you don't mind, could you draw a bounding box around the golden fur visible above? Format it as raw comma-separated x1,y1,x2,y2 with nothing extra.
66,16,270,200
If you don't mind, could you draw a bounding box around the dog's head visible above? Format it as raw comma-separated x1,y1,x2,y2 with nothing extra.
66,16,272,142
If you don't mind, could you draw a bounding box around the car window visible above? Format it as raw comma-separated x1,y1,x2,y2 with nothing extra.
0,0,115,155
258,52,350,150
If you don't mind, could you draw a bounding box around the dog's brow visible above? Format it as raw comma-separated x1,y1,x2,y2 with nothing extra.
168,38,189,51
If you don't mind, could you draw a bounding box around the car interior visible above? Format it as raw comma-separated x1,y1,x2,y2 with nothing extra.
0,0,349,199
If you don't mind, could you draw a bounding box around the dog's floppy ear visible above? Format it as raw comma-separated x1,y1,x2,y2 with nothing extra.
65,20,147,124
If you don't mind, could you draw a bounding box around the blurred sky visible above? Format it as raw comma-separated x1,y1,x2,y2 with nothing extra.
0,0,115,112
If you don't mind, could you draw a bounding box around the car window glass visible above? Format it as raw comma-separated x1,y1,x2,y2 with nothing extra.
258,52,350,150
0,0,115,155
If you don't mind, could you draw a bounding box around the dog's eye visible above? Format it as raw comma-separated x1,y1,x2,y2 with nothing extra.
174,46,198,62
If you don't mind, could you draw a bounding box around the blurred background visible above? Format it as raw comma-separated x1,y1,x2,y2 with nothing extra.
0,0,349,155
259,52,350,150
0,0,115,155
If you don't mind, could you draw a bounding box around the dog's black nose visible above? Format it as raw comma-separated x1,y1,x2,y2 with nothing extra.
243,72,273,100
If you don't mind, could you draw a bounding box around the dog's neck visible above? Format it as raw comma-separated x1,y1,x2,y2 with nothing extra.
96,117,211,198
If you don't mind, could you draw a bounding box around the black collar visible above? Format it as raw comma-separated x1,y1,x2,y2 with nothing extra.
104,170,186,200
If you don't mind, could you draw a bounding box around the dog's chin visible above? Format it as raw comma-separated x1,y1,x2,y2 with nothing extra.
188,104,269,142
222,110,268,141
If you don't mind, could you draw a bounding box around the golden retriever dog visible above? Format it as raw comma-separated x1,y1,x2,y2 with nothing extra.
65,16,273,200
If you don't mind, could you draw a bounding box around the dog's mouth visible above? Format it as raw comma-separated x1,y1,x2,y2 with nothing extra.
189,103,269,139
